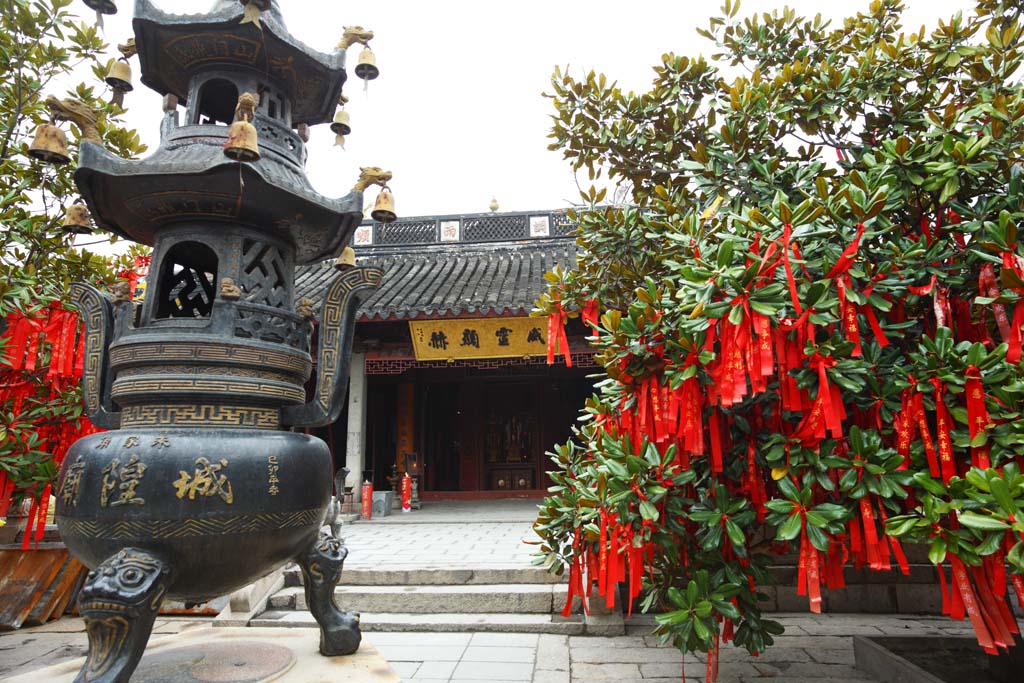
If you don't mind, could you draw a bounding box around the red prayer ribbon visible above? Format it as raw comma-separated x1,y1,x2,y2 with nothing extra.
546,300,572,367
931,379,957,484
964,366,991,469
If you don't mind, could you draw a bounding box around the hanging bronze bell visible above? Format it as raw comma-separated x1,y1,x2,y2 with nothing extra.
354,47,379,81
28,123,71,164
334,246,357,271
371,187,397,223
106,59,133,107
223,120,260,162
82,0,115,28
83,0,116,14
106,60,133,92
331,109,351,136
63,204,93,234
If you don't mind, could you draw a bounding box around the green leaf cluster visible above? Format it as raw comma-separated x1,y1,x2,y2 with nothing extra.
534,0,1024,660
0,0,146,501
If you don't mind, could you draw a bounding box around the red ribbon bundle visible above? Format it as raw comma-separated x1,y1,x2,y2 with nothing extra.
946,552,1020,655
795,510,823,613
560,507,654,618
791,353,845,446
979,264,1011,342
581,298,599,331
997,251,1024,363
0,304,102,548
546,299,572,367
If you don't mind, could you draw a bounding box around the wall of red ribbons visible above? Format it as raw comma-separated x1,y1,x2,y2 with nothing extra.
0,303,101,550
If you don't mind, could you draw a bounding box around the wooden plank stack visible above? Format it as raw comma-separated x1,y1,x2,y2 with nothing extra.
0,548,87,630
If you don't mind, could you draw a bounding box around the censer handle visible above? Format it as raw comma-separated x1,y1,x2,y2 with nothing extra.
281,266,382,428
69,282,121,429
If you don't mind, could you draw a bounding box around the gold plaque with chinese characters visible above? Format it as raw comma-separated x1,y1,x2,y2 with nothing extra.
409,317,549,361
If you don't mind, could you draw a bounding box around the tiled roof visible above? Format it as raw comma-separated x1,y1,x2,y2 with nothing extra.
294,238,577,321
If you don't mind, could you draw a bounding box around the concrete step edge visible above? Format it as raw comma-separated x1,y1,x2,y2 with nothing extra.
282,566,564,587
251,610,585,634
289,583,563,614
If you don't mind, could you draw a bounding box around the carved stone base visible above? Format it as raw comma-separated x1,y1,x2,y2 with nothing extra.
75,548,170,683
296,531,361,656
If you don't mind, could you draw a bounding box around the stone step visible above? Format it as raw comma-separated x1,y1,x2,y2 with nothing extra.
284,563,936,589
251,609,585,635
282,565,563,587
270,583,567,614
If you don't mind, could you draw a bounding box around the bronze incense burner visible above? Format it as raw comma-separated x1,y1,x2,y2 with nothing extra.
53,1,388,680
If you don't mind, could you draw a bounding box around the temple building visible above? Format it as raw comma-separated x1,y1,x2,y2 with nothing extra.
295,209,593,499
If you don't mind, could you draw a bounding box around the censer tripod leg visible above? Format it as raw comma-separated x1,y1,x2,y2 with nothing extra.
297,531,361,656
74,548,170,683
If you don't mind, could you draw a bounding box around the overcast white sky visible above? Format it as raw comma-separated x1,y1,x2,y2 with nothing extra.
75,0,970,221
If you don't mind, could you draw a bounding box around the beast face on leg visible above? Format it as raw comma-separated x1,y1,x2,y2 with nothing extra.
75,548,170,683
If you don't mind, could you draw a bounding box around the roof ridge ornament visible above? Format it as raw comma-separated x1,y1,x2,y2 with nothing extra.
45,95,101,146
352,167,393,193
337,26,374,51
239,0,270,30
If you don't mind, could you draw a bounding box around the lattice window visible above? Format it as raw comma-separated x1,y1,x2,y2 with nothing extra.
550,213,577,236
375,220,436,245
240,239,288,308
462,215,528,242
155,242,217,319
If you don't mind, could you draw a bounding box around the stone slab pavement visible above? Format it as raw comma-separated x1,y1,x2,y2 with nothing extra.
0,613,984,682
339,500,544,570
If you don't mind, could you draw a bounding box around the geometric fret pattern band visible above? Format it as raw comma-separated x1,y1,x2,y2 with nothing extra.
119,404,279,429
56,507,323,539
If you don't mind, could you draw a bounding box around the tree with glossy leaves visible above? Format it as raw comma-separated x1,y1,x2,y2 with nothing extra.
0,0,145,527
534,0,1024,676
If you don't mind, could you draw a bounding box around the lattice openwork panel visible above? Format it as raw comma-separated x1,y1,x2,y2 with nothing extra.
234,305,309,351
550,213,577,236
462,215,529,242
155,241,217,319
162,268,214,318
375,220,436,245
240,239,288,308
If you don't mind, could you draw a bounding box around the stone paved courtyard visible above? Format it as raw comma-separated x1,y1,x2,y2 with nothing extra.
0,612,980,682
342,520,539,570
0,501,1008,681
339,500,540,570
